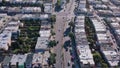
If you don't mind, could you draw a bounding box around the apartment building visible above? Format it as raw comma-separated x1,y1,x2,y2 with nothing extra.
75,16,95,67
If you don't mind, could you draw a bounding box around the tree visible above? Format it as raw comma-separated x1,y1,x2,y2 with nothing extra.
66,0,70,3
50,15,56,22
51,30,56,36
48,40,57,47
56,0,61,8
101,63,108,68
69,32,75,39
41,4,44,13
48,53,56,65
68,21,74,28
93,52,102,63
2,0,6,3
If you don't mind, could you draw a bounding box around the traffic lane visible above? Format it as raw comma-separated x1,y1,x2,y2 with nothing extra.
63,39,73,68
54,15,66,68
55,16,65,41
64,51,73,68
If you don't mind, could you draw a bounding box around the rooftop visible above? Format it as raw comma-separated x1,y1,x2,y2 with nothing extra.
35,37,49,50
10,54,27,65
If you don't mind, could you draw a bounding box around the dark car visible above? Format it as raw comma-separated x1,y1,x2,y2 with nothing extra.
67,62,70,66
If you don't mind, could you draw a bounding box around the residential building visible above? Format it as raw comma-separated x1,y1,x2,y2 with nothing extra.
75,16,95,67
25,54,33,68
60,0,66,9
10,54,27,68
90,16,120,67
44,3,52,13
39,29,50,37
0,32,11,50
32,51,50,68
2,56,12,68
75,0,87,14
4,21,20,39
35,37,49,52
21,14,50,20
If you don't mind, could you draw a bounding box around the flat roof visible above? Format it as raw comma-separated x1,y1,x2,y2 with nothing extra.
103,51,120,66
10,54,27,65
2,56,12,65
32,51,50,65
75,16,94,65
77,45,94,65
0,32,11,50
35,37,49,50
39,30,50,37
25,54,33,64
32,53,43,64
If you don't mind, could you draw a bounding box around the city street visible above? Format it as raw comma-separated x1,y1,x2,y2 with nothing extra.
53,0,77,68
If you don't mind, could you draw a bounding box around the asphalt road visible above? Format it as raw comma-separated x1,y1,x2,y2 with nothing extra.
53,0,76,68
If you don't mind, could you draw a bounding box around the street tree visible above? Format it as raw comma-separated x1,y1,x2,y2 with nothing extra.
48,40,57,47
56,0,61,8
68,21,74,29
69,32,75,39
50,15,56,22
41,4,44,12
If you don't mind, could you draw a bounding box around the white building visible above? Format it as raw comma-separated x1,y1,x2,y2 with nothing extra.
0,32,11,50
44,3,52,13
32,51,50,68
75,16,95,67
90,16,120,66
10,54,27,68
39,29,50,37
35,37,49,52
